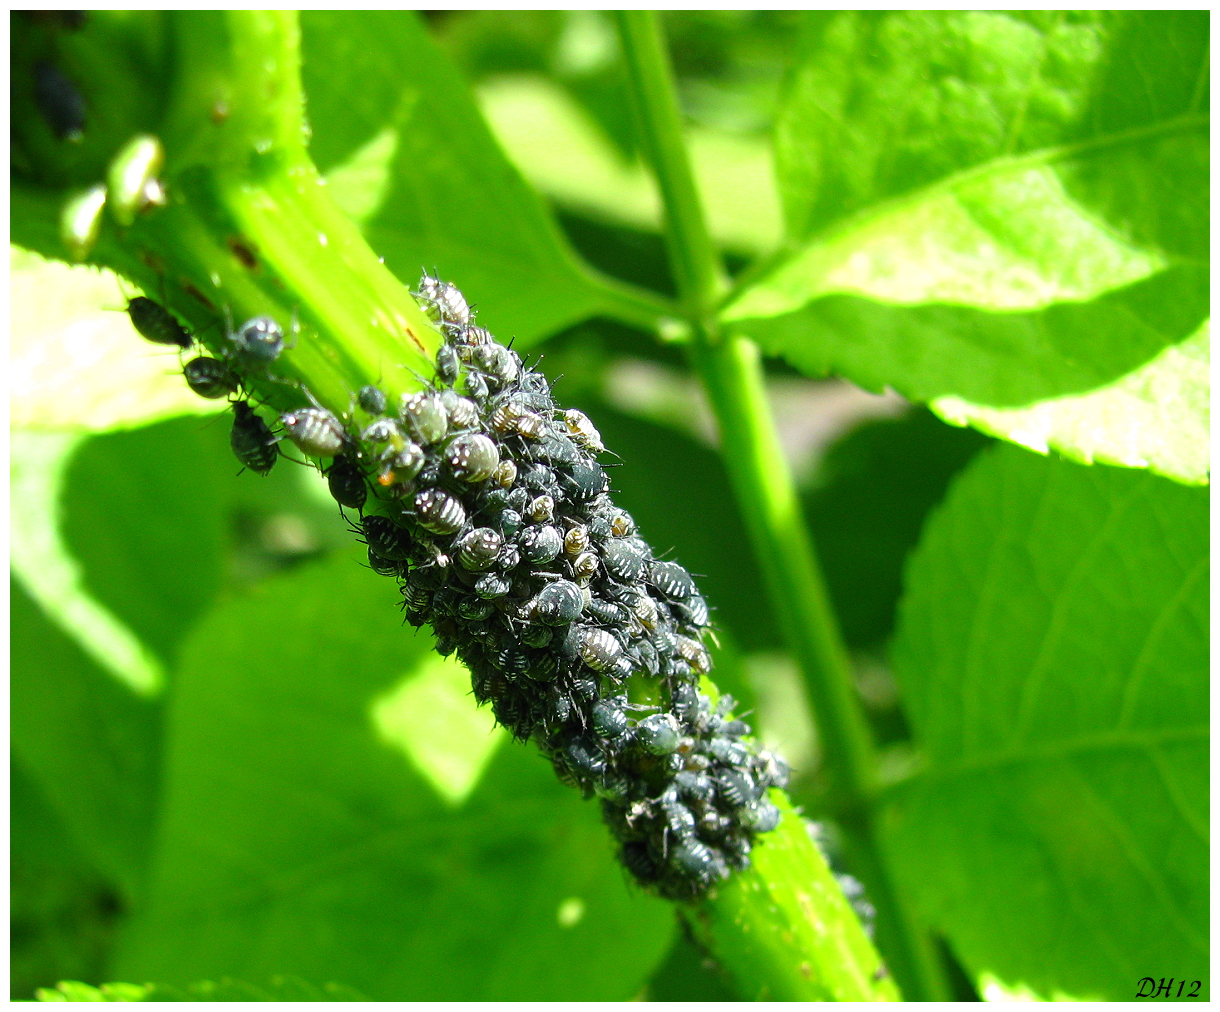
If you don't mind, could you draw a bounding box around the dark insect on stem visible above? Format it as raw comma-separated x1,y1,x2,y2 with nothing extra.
229,400,278,476
326,454,368,512
184,356,240,400
126,295,193,349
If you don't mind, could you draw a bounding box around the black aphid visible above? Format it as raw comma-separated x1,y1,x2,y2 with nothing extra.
229,401,278,475
127,296,192,349
327,454,368,511
184,356,240,399
34,60,86,141
213,273,791,902
358,384,388,415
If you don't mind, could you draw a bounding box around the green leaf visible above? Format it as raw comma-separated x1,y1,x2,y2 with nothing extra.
725,11,1208,484
114,549,673,1000
934,319,1209,485
804,408,991,649
12,760,125,1003
12,431,165,697
35,977,366,1002
10,247,226,433
299,11,628,345
772,12,1207,248
11,579,161,903
883,445,1208,1000
60,418,233,667
477,75,783,257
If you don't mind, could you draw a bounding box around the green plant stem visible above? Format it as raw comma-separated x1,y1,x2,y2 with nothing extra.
615,10,950,1001
82,12,441,426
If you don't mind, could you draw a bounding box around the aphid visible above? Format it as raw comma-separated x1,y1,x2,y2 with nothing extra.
715,769,756,809
378,442,425,486
610,512,636,537
362,515,413,561
493,460,517,489
536,430,580,466
674,770,716,804
670,839,726,885
571,551,599,583
473,343,519,387
628,638,660,677
564,525,589,557
462,369,489,402
555,461,608,502
671,594,710,628
675,635,712,674
361,417,402,444
530,579,584,626
592,700,629,739
474,572,512,600
519,524,563,565
515,411,546,440
588,516,612,541
489,401,525,436
527,495,554,524
649,560,698,600
563,409,605,453
34,60,86,141
493,648,532,678
229,315,285,363
635,714,681,755
741,800,781,834
184,356,239,399
417,275,471,328
457,528,502,572
280,405,346,457
662,798,698,839
439,390,479,430
401,584,432,626
457,597,495,622
755,750,791,790
632,594,659,631
367,547,401,578
444,433,499,482
327,454,367,511
518,462,556,492
577,626,623,672
670,682,700,720
229,401,278,475
400,392,448,445
521,624,553,648
586,598,628,626
601,538,650,583
459,324,493,347
127,296,191,349
358,385,387,414
435,344,460,385
413,488,466,535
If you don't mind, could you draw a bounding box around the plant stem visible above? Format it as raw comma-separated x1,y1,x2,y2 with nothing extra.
615,10,950,1001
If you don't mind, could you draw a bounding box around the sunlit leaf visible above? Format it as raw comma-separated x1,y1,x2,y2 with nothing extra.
114,550,673,1000
884,445,1208,1000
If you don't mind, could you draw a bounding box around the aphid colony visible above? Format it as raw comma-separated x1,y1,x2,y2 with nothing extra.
134,276,789,901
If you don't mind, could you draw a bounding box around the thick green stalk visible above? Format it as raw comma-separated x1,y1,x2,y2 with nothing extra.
52,12,441,425
614,10,951,1001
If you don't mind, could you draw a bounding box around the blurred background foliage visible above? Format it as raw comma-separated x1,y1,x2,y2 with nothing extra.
11,9,1206,1002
